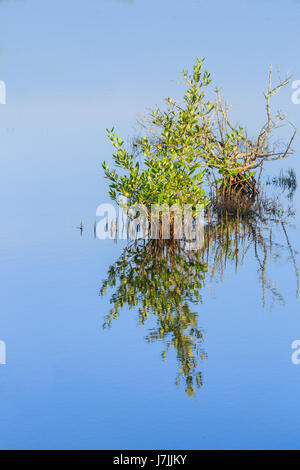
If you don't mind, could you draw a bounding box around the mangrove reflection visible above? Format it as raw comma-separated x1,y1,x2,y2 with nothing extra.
100,239,207,396
202,210,299,308
99,207,298,396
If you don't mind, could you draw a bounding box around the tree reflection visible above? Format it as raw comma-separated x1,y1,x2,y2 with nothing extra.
99,206,298,396
202,204,299,307
100,239,207,396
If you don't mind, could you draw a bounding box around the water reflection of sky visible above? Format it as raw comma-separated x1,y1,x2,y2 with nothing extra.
0,0,300,450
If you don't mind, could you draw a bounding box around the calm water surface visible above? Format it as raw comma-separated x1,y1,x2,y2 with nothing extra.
1,0,300,450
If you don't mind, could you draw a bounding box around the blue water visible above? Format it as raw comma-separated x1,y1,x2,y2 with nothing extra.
1,0,300,450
